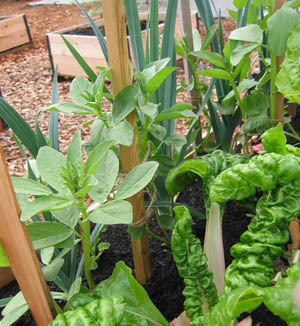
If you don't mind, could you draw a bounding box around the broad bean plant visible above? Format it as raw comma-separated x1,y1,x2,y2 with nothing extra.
1,132,158,325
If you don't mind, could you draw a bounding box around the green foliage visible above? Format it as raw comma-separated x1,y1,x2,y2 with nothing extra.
165,150,248,209
211,152,300,291
241,90,269,133
276,23,300,104
267,7,299,56
10,129,158,298
63,261,169,326
171,206,218,322
50,296,126,326
0,243,9,267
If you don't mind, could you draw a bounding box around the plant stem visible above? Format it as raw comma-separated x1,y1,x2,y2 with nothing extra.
258,46,269,68
287,122,300,140
145,226,170,246
52,297,64,315
270,49,277,120
80,209,95,289
284,131,300,142
230,80,243,117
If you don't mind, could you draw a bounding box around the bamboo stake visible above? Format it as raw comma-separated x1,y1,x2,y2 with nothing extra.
272,0,300,251
178,0,202,152
0,267,14,288
272,0,286,123
0,145,55,326
178,0,194,89
102,0,151,284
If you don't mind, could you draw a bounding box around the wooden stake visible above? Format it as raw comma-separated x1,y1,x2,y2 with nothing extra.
178,0,194,88
178,0,202,150
0,145,55,325
0,267,14,288
102,0,151,284
273,0,286,123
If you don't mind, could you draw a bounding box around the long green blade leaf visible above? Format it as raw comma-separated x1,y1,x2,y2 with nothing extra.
50,65,60,151
61,35,97,83
124,0,145,72
158,0,178,141
0,97,39,158
35,111,47,149
75,0,108,63
177,78,216,164
150,0,159,62
194,0,225,97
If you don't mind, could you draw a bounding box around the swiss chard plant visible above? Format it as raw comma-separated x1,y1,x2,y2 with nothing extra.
165,150,249,296
172,206,300,326
167,124,300,325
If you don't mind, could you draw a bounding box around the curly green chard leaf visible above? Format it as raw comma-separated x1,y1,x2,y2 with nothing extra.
171,206,218,323
165,150,248,208
200,287,263,326
65,261,169,326
202,262,300,326
210,153,300,291
49,296,126,326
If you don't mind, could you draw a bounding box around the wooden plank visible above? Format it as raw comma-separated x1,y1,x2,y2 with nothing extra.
0,145,55,325
47,33,107,77
0,15,31,52
102,0,151,284
47,12,197,78
47,19,107,78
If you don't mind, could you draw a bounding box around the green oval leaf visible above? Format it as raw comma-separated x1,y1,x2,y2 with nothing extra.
45,102,94,114
155,104,196,122
70,77,93,104
112,85,139,124
198,69,232,81
115,161,159,200
88,150,119,204
37,146,70,195
20,195,73,221
42,258,64,281
89,200,132,224
27,222,73,250
191,50,226,68
267,7,299,56
11,177,53,196
103,120,133,146
229,24,263,43
85,140,116,176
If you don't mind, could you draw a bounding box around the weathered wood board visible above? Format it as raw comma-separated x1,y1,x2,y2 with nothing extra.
46,12,197,78
0,14,32,54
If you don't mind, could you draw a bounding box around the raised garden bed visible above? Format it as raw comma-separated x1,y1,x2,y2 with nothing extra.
0,14,32,55
46,12,198,78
